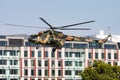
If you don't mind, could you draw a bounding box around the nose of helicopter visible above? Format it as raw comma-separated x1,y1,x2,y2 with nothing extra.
28,34,38,43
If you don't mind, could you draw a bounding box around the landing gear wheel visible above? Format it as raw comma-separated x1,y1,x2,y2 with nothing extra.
36,46,39,49
52,48,56,53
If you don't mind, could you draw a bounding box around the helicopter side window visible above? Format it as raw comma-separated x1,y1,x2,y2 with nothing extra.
40,31,53,42
41,33,47,40
40,31,51,40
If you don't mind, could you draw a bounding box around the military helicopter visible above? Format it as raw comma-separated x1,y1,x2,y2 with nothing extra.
5,17,111,52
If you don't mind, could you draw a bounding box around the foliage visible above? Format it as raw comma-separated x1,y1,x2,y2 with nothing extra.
80,60,120,80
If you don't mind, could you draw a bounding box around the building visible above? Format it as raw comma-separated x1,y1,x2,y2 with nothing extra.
0,47,20,80
0,33,120,80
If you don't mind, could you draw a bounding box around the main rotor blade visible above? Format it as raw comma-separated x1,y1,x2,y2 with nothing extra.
58,20,95,29
4,23,45,28
60,28,91,30
39,17,53,29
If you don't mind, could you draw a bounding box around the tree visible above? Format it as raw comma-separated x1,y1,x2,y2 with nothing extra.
80,60,120,80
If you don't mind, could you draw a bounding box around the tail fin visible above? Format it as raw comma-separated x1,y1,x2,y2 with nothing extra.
98,34,111,43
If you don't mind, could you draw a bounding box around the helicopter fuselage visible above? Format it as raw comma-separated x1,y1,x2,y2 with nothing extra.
28,30,65,49
28,30,111,50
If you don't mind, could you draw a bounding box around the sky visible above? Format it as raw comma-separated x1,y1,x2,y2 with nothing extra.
0,0,120,36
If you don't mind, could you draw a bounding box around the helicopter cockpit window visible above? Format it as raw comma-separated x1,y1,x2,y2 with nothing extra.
41,33,47,40
40,31,49,39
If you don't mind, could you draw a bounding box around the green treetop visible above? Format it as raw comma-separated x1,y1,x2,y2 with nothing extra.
80,60,120,80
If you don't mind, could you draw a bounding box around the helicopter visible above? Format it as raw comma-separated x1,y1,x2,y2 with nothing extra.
5,17,111,52
27,18,111,52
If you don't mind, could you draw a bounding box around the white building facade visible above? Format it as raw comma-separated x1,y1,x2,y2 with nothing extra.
0,47,20,80
0,34,120,80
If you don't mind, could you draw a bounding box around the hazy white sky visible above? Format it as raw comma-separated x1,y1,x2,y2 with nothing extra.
0,0,120,36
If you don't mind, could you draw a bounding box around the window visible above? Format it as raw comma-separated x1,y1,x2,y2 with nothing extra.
89,42,100,49
4,50,8,56
24,51,28,57
51,70,55,76
45,70,48,76
0,35,6,39
108,53,111,59
75,52,82,57
0,50,2,55
73,43,88,48
25,41,36,47
31,51,35,57
65,52,68,57
88,52,92,59
10,60,12,65
65,61,72,66
0,41,7,46
63,43,72,48
75,70,81,75
10,69,18,75
24,69,28,75
10,79,18,80
0,79,7,80
10,50,16,56
31,60,34,66
114,53,118,59
95,53,98,59
24,60,28,66
58,52,61,58
69,52,72,57
58,70,62,76
75,61,82,66
75,61,78,66
104,44,116,49
38,60,41,66
51,61,55,67
65,70,71,75
79,61,82,66
65,52,72,57
0,60,7,65
38,51,41,57
31,69,34,76
0,69,6,74
14,60,18,65
10,60,18,65
101,53,104,59
9,39,23,46
51,52,55,57
3,51,7,56
45,60,48,66
45,51,48,57
58,61,62,67
38,70,42,76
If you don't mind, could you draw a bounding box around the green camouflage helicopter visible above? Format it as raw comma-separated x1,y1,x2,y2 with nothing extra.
5,18,111,52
